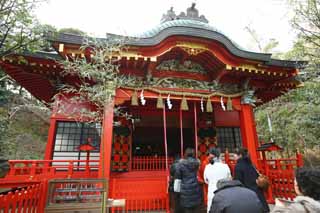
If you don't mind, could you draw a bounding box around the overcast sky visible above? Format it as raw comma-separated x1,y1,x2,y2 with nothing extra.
35,0,296,53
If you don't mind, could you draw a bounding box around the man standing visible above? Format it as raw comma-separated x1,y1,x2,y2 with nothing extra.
174,148,202,213
204,148,231,212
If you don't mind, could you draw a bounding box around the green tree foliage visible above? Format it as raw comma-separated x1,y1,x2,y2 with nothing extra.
255,81,320,153
255,0,320,157
0,0,47,56
55,38,136,122
288,0,320,79
245,25,280,53
58,28,86,36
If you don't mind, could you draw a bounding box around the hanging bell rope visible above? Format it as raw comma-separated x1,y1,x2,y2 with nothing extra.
180,96,189,111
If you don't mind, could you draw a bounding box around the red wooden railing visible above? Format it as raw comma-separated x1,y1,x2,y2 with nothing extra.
224,150,304,203
0,152,303,212
109,174,168,212
0,183,44,213
4,160,99,181
132,156,173,171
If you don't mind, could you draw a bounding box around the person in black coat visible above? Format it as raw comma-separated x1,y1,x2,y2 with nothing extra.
175,148,202,213
210,178,263,213
234,148,270,212
169,155,182,213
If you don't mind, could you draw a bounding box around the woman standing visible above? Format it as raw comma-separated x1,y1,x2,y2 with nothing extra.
234,148,269,212
174,148,202,213
204,148,231,212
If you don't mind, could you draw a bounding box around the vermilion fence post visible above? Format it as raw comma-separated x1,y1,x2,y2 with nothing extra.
296,151,304,167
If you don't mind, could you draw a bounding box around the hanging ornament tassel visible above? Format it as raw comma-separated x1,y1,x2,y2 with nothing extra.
227,97,233,111
131,90,138,106
206,97,213,112
157,94,164,109
180,96,189,111
220,96,226,111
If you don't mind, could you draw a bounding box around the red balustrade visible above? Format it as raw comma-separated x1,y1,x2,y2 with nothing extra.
132,156,173,171
3,160,100,182
224,150,303,203
109,174,169,212
0,183,44,213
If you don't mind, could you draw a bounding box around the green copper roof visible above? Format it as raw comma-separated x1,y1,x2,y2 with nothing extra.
136,19,245,50
137,19,218,38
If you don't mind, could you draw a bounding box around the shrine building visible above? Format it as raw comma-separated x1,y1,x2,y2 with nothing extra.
0,4,304,213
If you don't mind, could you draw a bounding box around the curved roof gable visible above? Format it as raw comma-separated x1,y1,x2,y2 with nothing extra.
48,3,305,69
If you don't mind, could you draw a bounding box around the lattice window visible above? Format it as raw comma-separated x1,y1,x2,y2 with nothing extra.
53,121,101,153
216,127,242,152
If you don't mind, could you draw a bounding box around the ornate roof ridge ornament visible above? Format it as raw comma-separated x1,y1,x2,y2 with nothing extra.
161,3,209,24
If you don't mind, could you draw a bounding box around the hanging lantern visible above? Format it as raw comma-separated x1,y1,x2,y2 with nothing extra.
131,90,138,106
167,94,172,109
200,97,204,112
180,96,189,111
157,94,164,109
220,96,226,111
227,97,233,111
206,97,213,112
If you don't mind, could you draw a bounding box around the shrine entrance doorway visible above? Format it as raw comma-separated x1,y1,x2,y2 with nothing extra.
131,106,195,159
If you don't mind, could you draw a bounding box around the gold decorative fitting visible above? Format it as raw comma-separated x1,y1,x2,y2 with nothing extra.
176,42,209,56
226,65,232,70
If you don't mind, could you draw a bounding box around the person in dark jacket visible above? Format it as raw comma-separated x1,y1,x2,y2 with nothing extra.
234,148,270,212
210,178,263,213
169,155,182,213
175,148,202,213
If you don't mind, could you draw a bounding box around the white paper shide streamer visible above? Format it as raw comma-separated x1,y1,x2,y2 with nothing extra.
140,90,146,105
220,96,226,111
167,94,172,109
